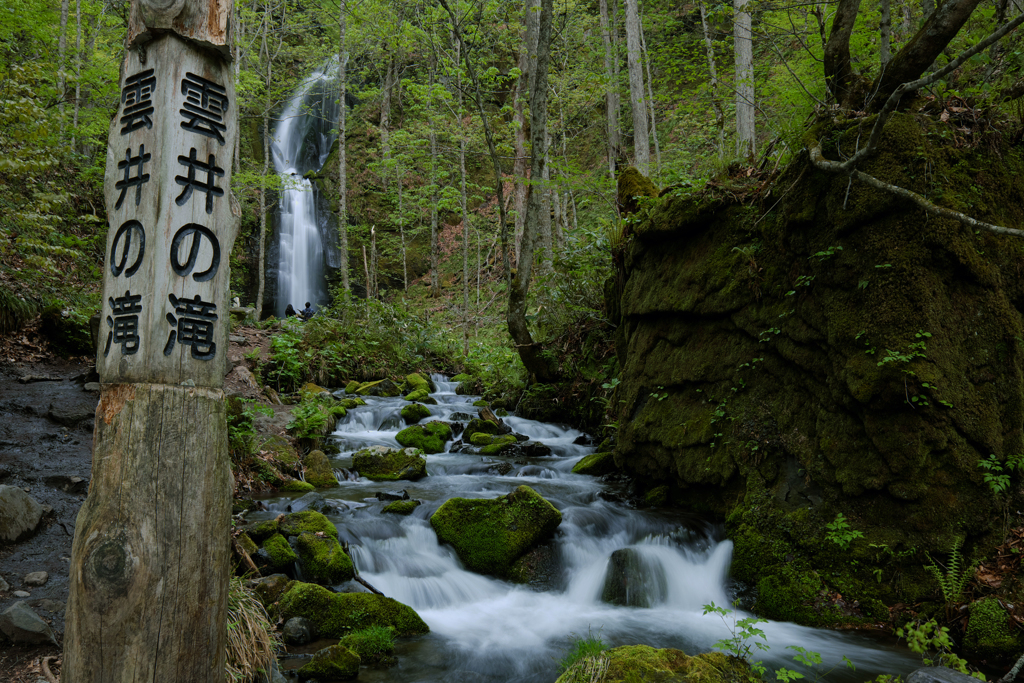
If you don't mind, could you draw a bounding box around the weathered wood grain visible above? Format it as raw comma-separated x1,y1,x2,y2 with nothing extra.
129,0,232,55
63,384,232,683
98,34,239,388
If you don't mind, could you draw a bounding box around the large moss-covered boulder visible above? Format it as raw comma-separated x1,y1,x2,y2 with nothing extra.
353,446,427,481
256,435,300,468
304,450,337,488
339,396,366,410
430,485,562,578
555,646,750,683
572,451,616,476
964,597,1023,660
395,422,452,454
404,388,429,402
382,500,422,515
616,166,659,216
344,380,360,393
242,518,280,544
462,418,499,443
401,403,431,425
279,479,315,493
296,533,354,585
406,373,433,393
278,581,430,636
297,644,360,681
479,435,519,455
356,379,402,397
257,533,299,573
280,511,338,538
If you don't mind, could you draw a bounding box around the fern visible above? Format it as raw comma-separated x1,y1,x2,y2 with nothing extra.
0,285,36,335
924,536,975,607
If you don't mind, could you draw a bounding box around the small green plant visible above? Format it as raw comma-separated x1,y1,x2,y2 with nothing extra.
924,536,976,609
785,645,856,682
977,453,1024,496
556,629,606,673
810,245,843,261
896,620,983,679
825,512,864,550
878,331,931,373
704,601,770,676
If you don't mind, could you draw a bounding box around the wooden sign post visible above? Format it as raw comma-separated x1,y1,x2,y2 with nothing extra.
64,1,238,680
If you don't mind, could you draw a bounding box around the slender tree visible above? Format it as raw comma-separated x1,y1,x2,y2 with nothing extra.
734,0,755,158
598,0,620,177
623,0,649,174
338,0,350,292
700,1,726,159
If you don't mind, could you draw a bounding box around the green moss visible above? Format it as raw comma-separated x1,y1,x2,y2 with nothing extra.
404,388,430,403
302,382,328,395
382,500,422,515
261,532,299,572
401,402,432,424
345,380,360,393
472,400,489,407
965,597,1022,660
279,511,338,538
556,645,751,683
236,532,258,557
616,167,659,216
395,422,452,454
572,452,616,476
296,532,355,584
242,519,279,543
256,435,300,467
405,373,431,393
304,450,338,488
337,626,396,665
329,404,347,419
356,379,402,397
451,373,474,382
279,479,315,493
353,446,428,481
462,418,499,443
430,485,562,578
278,581,430,636
479,435,518,455
644,485,669,507
339,397,366,409
297,644,360,681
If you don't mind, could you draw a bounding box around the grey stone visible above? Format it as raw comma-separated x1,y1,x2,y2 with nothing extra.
601,547,668,608
34,599,64,614
282,616,313,645
0,485,45,542
0,601,58,645
84,382,101,392
24,571,48,586
0,575,8,592
907,668,981,683
47,403,95,427
287,492,329,514
229,335,247,343
13,590,30,598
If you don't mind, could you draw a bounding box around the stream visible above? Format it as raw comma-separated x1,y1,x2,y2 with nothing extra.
253,375,921,682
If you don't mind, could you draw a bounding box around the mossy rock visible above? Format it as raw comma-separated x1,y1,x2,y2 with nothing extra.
964,597,1023,660
279,479,315,493
302,382,328,395
304,450,337,488
278,581,430,636
479,435,518,455
353,446,428,481
280,510,338,538
616,166,659,216
754,566,837,626
401,403,432,425
382,500,422,515
242,518,280,544
259,532,298,573
555,646,750,683
395,422,452,454
297,644,360,681
329,404,347,419
356,379,402,397
405,373,433,393
572,452,616,476
344,380,360,393
236,532,258,557
472,399,489,407
429,485,562,578
256,435,300,467
339,397,366,410
463,418,499,443
250,573,291,610
296,532,355,585
404,388,430,403
645,485,669,507
337,626,396,665
451,373,474,382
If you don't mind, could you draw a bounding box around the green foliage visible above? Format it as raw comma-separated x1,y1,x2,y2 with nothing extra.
825,513,864,551
702,601,769,676
924,537,976,608
337,625,397,664
556,630,606,674
225,576,282,683
897,620,982,678
227,399,273,461
977,453,1024,496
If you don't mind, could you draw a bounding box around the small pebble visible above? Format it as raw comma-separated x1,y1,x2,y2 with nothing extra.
24,571,48,586
13,590,30,598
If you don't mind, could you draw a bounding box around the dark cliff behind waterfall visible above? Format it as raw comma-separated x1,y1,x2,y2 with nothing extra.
610,111,1024,629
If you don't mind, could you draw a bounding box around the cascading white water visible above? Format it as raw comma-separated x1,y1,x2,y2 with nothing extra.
255,375,921,682
271,62,340,317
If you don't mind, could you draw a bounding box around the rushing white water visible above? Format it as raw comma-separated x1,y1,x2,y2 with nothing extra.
271,62,340,317
256,374,921,682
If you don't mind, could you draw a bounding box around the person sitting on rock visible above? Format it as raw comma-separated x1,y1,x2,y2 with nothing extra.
285,303,297,317
300,302,314,321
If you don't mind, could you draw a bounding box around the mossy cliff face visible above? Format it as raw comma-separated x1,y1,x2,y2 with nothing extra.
612,113,1024,625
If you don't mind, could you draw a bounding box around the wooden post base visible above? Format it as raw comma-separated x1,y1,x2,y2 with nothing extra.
63,383,232,683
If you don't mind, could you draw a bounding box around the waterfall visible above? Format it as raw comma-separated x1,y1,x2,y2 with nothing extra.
270,61,341,317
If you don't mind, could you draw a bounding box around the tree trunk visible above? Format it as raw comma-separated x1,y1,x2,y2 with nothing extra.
72,0,82,147
699,1,726,159
823,0,862,108
338,0,350,292
870,0,983,108
255,6,272,321
639,6,660,177
370,227,377,298
508,0,559,383
880,0,893,68
734,0,755,158
624,0,649,174
538,132,553,271
397,163,407,291
513,0,539,266
380,60,394,191
429,124,439,297
59,0,70,121
598,0,620,178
